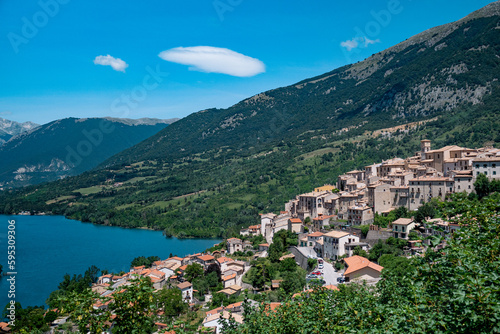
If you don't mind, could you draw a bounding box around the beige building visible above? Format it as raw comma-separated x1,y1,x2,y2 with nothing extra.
343,255,383,282
347,204,374,225
451,170,474,194
409,177,454,211
226,238,243,254
323,231,359,260
391,217,416,239
288,218,303,234
473,156,500,180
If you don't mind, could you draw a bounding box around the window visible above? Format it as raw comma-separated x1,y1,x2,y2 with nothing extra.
476,164,479,168
494,171,497,175
484,164,487,168
493,164,496,168
485,172,488,175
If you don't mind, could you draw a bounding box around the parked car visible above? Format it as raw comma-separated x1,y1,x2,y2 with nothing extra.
337,276,345,283
312,271,321,275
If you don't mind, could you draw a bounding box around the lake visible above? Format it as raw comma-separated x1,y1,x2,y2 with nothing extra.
0,215,220,308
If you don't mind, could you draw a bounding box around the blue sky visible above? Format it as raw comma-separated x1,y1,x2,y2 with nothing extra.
0,0,496,124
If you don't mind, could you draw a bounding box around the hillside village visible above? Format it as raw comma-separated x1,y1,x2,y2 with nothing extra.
38,140,499,333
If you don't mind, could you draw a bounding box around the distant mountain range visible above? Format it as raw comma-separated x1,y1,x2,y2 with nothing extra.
102,1,500,167
0,117,39,145
0,2,499,238
0,117,178,188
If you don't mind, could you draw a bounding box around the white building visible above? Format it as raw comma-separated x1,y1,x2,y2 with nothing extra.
323,230,359,260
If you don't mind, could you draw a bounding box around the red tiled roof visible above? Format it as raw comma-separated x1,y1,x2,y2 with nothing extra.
344,256,383,276
198,254,215,261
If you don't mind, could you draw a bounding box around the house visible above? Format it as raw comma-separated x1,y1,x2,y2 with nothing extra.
473,156,500,180
344,242,370,257
196,254,215,268
288,218,303,234
306,232,324,247
176,281,193,302
391,217,416,239
323,230,359,260
202,310,243,333
258,243,269,252
98,274,112,284
226,238,243,254
409,177,454,211
343,255,383,282
221,273,237,288
347,204,374,225
312,214,336,231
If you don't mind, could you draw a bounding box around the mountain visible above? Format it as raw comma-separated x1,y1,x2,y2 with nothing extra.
0,3,499,238
0,117,39,145
102,1,500,167
0,117,178,188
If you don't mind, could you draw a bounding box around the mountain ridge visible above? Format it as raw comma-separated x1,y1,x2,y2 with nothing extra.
101,2,500,168
0,3,499,238
0,117,176,188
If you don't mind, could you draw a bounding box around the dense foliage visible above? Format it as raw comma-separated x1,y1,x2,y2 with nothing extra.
222,193,500,333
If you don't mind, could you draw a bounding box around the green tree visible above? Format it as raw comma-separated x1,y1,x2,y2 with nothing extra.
156,287,187,319
110,277,157,334
474,173,490,199
353,245,368,258
184,263,204,282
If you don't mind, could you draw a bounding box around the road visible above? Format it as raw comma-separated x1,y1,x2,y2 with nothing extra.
321,261,342,286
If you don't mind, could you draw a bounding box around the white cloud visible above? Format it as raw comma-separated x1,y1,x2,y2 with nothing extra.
93,55,129,72
158,46,265,77
341,37,380,51
364,37,381,47
340,39,359,51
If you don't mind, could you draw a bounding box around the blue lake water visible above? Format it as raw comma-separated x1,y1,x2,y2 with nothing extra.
0,215,220,309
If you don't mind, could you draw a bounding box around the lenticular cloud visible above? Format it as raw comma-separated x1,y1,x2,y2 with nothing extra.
158,46,265,77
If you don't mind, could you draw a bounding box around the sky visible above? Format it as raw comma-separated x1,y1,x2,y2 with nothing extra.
0,0,497,125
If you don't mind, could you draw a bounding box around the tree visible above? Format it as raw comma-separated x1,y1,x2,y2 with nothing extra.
156,287,187,319
59,289,112,333
184,263,204,282
474,173,490,199
110,278,157,334
353,245,368,258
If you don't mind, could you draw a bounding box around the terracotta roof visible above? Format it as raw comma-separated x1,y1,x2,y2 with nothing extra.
198,254,215,261
177,281,192,289
324,285,339,291
216,256,233,264
169,256,183,261
344,256,383,276
227,237,242,242
205,306,224,317
259,243,269,247
226,301,243,309
222,273,237,281
308,232,324,237
289,218,302,223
